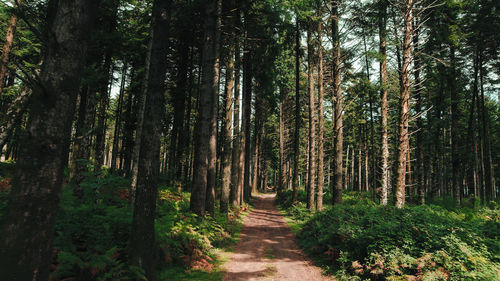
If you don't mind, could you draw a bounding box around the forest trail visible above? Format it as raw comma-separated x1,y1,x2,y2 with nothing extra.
223,194,332,281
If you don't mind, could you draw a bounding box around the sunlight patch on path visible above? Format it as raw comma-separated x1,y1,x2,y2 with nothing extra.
223,194,333,281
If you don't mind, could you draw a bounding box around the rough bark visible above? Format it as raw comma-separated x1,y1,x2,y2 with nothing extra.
306,26,316,211
180,49,195,185
121,62,140,175
111,62,127,172
72,82,98,194
362,31,375,196
0,0,96,279
466,51,479,199
129,0,170,279
0,0,19,95
242,15,252,203
70,85,88,190
252,116,261,196
344,145,349,189
221,29,235,213
0,88,30,150
395,0,413,209
379,0,389,205
94,56,111,170
292,18,300,205
448,43,461,207
279,87,286,195
205,0,222,216
168,38,189,183
478,52,496,201
230,9,242,208
130,41,151,205
190,0,217,216
94,1,119,170
364,127,369,192
332,0,343,205
413,19,424,205
316,14,324,211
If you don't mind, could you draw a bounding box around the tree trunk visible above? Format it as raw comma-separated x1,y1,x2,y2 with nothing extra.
365,127,369,192
168,38,189,184
221,27,235,213
292,18,300,205
251,92,260,196
448,42,461,207
130,45,151,205
242,14,253,203
0,1,96,279
406,138,412,201
111,62,127,172
0,0,20,95
252,110,261,196
121,64,139,176
466,50,479,200
430,77,444,198
230,9,242,208
129,0,171,278
395,0,413,208
362,31,375,197
352,147,355,190
279,87,285,194
94,1,119,170
70,87,88,185
72,82,97,194
305,132,309,195
0,88,30,150
306,26,316,211
205,0,221,216
358,146,362,191
379,0,389,205
94,56,113,170
478,51,496,201
190,0,217,216
316,15,324,211
332,0,343,205
180,49,196,185
413,20,425,205
344,145,349,190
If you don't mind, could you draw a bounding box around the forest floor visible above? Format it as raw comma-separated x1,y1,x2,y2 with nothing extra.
223,194,332,281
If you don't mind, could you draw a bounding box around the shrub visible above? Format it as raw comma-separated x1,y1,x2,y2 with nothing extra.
156,188,243,271
50,176,138,280
283,202,312,223
297,203,500,280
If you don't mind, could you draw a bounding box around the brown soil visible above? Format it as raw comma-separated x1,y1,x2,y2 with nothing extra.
223,194,332,281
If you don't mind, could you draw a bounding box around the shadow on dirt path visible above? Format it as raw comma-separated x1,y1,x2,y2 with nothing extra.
223,194,332,281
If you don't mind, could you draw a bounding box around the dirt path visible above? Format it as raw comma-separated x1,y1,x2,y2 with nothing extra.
223,194,332,281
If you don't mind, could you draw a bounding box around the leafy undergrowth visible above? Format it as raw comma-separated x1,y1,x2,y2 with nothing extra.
278,190,500,281
156,188,247,280
51,173,139,280
52,178,247,280
0,163,247,280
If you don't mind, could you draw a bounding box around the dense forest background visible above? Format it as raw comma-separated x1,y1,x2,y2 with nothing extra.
0,0,498,280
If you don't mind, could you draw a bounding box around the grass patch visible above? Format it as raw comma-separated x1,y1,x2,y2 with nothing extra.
264,248,275,259
278,207,302,235
263,264,277,277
